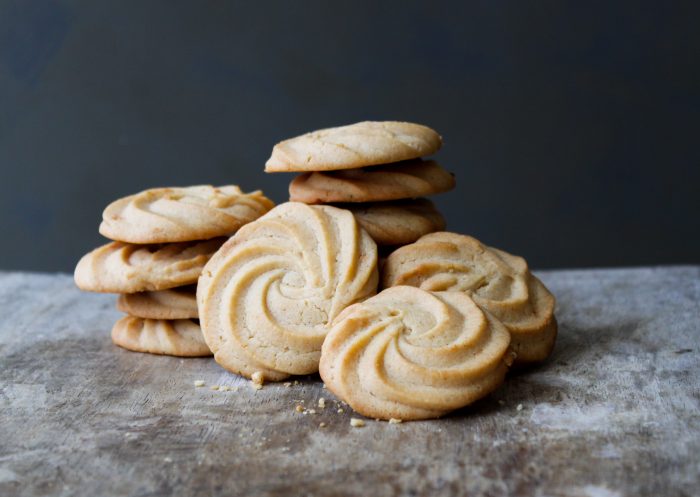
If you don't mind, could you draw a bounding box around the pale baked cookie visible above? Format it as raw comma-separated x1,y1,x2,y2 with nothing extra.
117,285,198,319
382,232,557,365
338,198,446,246
266,121,442,172
111,316,211,357
198,202,379,381
74,238,225,293
100,185,274,243
289,160,455,203
319,286,513,420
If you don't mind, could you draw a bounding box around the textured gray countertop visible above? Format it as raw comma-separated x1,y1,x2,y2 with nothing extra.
1,267,698,497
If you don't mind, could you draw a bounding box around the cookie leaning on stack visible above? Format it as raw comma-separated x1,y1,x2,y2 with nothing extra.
74,185,274,357
266,121,454,248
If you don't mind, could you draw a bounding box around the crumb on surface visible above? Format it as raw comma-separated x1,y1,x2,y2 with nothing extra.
517,403,523,411
283,382,292,387
295,405,304,413
318,398,326,408
389,418,402,424
194,380,205,387
337,408,344,414
250,372,264,390
350,418,365,428
219,385,231,392
319,422,327,428
210,385,220,391
308,409,317,415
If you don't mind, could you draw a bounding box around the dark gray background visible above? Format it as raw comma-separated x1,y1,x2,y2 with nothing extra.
1,1,698,272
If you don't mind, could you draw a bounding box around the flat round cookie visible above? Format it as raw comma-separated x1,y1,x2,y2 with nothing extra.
319,286,513,420
117,285,198,319
337,198,446,246
100,185,274,243
74,238,225,293
289,160,455,203
198,202,379,381
266,121,442,172
382,232,557,365
112,316,211,357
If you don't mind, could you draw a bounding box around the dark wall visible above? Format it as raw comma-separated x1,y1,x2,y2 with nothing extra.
1,1,698,272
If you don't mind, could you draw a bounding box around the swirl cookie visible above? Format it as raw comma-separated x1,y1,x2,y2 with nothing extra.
266,121,442,172
198,202,379,381
289,160,455,203
338,199,446,246
319,287,513,420
74,238,225,293
117,285,198,319
382,232,557,365
112,316,211,357
99,185,274,244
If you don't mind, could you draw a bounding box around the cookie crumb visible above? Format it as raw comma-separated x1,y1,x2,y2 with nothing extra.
250,372,264,390
308,409,317,415
293,380,299,385
322,384,327,389
318,398,326,408
193,380,205,387
389,418,403,424
163,457,173,463
337,408,344,414
350,418,365,428
219,385,231,392
210,385,220,391
319,422,327,428
283,382,292,387
295,405,304,413
516,403,523,411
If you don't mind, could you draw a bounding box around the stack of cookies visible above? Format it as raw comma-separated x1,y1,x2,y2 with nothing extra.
74,185,274,357
265,121,455,250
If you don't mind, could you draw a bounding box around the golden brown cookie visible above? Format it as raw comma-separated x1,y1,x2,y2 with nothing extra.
288,160,455,203
198,202,379,381
319,286,513,420
100,185,274,243
337,198,446,246
111,316,211,357
381,232,557,365
116,285,198,319
266,121,442,172
74,238,225,293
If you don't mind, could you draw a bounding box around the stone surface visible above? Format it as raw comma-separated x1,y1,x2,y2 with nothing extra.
0,267,698,497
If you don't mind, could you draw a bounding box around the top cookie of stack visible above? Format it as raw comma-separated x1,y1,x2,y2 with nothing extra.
266,121,455,247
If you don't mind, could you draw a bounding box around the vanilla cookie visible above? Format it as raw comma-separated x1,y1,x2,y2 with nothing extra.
338,199,446,246
319,286,513,420
111,316,211,357
75,238,225,293
382,232,557,365
289,160,455,203
198,202,379,381
117,285,198,319
266,121,442,172
99,185,274,243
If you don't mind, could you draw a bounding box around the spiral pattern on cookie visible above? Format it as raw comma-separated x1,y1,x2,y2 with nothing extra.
319,287,512,420
198,202,379,380
289,160,455,203
100,185,274,243
111,316,211,357
382,232,557,364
